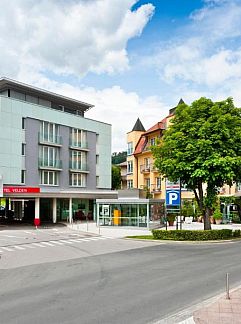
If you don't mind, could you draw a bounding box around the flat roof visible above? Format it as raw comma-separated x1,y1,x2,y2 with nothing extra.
0,77,94,113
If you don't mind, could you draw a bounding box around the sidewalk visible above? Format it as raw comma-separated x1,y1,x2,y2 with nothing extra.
66,221,152,238
66,221,241,239
192,286,241,324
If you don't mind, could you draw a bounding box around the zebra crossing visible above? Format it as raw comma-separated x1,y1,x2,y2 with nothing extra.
0,236,114,254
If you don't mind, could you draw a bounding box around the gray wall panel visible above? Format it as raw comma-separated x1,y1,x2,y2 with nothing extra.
25,118,40,186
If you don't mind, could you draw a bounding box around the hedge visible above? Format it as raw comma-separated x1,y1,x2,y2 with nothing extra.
151,229,239,241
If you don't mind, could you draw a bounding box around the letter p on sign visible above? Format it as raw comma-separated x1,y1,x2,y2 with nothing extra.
166,190,180,206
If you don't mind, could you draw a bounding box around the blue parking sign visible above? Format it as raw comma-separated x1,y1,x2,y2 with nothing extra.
166,189,180,206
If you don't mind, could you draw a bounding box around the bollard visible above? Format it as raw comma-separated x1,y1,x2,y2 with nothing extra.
226,273,230,300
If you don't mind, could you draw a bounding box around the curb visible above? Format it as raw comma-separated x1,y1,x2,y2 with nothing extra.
152,282,241,324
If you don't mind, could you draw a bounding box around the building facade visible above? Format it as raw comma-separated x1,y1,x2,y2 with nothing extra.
126,100,238,202
0,78,116,224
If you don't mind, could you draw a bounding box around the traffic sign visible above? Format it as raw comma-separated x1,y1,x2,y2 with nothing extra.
166,189,180,206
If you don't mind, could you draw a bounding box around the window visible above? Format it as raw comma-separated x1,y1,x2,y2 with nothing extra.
40,171,59,185
144,158,150,168
96,155,99,165
145,178,150,189
96,176,99,187
70,173,86,187
127,161,133,174
237,183,241,191
70,151,87,170
39,146,60,167
150,137,156,146
22,143,26,156
127,142,133,155
21,170,25,184
127,180,133,189
22,118,25,130
41,121,59,143
156,177,161,190
70,128,87,148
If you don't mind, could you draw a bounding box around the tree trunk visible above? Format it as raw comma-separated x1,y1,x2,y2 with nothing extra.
204,207,212,230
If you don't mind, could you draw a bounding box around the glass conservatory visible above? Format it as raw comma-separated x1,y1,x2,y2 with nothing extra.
96,198,165,229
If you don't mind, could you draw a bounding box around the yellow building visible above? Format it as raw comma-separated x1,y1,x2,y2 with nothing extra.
126,100,237,200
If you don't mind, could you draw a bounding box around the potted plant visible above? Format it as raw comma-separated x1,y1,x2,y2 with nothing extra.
167,213,176,226
213,208,223,225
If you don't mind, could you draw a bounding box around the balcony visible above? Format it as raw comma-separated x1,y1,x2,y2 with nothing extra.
151,184,162,193
39,133,62,146
69,162,89,173
39,158,62,170
69,139,89,151
151,164,159,172
140,164,151,173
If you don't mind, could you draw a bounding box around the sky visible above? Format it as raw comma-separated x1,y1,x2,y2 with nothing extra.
1,0,241,152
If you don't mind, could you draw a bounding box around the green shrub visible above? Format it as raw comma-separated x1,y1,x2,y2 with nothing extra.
233,229,241,237
152,229,233,241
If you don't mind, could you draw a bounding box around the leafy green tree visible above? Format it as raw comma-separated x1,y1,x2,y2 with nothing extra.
112,151,127,165
152,97,241,230
112,165,121,190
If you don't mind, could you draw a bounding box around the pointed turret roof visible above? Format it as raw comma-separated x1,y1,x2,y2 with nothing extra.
132,118,146,132
169,98,185,115
178,98,185,105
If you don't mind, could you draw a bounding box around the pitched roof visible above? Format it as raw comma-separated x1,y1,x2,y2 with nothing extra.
169,98,185,115
132,118,146,132
134,137,147,154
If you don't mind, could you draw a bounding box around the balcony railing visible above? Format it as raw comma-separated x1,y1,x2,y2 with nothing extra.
39,132,62,146
39,158,62,169
140,164,151,173
151,184,162,193
69,139,89,150
69,162,89,172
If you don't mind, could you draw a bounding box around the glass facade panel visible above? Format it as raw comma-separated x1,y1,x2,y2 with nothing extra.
97,201,165,228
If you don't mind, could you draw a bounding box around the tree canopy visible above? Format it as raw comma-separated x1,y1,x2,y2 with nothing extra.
152,97,241,229
112,165,121,190
112,151,127,165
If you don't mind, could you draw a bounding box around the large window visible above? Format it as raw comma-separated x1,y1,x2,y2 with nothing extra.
70,128,87,148
41,121,60,144
70,151,87,170
40,171,59,185
39,146,60,168
156,177,161,190
145,178,150,189
127,161,133,174
127,142,133,155
70,173,86,187
127,180,133,189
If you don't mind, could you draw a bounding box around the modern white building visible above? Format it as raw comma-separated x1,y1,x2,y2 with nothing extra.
0,78,117,224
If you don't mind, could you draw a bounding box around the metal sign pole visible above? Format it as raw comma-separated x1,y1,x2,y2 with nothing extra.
180,179,182,230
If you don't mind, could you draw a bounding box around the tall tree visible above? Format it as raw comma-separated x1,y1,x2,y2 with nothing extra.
152,97,241,230
112,151,127,165
112,165,121,190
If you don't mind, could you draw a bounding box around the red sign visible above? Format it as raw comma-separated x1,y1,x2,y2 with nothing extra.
3,187,40,194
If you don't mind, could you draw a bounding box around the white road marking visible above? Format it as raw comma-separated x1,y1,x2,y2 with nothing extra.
41,242,54,247
49,241,64,245
1,247,14,252
59,240,74,244
68,239,83,243
21,244,36,249
32,243,46,248
13,246,25,250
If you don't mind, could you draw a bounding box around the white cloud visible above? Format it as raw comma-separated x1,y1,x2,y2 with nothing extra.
16,71,168,151
146,0,241,107
46,81,168,152
0,0,154,77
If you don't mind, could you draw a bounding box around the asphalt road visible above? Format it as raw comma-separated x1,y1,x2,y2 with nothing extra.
1,239,241,324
